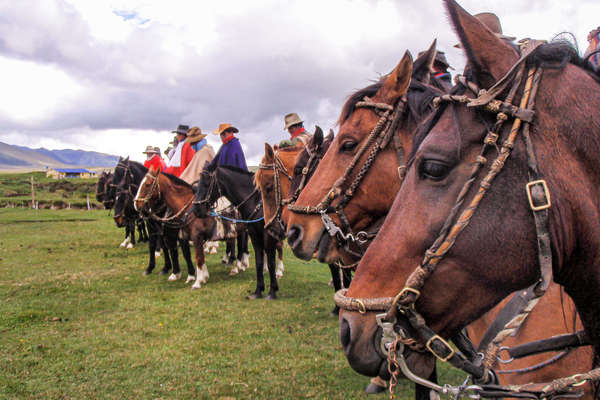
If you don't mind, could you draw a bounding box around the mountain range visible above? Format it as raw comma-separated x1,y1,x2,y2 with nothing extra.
0,141,120,170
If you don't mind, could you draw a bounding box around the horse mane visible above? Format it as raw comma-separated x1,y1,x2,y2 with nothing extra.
528,39,600,82
162,172,193,188
338,76,444,126
218,165,255,177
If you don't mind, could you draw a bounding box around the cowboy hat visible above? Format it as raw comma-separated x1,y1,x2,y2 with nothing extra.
142,145,158,154
172,124,189,135
153,146,161,154
454,12,516,48
186,126,207,144
212,123,239,135
417,50,455,70
284,113,303,130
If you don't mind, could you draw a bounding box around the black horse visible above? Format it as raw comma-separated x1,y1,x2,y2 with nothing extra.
193,165,279,299
112,158,194,278
287,128,352,315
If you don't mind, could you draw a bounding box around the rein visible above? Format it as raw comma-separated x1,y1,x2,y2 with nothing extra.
287,95,408,253
336,40,600,399
136,171,195,227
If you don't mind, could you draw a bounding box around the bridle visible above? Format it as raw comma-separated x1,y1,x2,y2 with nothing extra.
258,150,292,239
287,94,409,255
336,40,600,399
112,161,137,220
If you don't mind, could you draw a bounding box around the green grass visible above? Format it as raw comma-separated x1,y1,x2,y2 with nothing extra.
0,209,464,399
0,171,100,209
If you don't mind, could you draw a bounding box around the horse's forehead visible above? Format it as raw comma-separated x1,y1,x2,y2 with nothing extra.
338,109,378,138
420,108,462,156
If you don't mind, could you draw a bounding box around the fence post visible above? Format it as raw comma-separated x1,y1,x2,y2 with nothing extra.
30,175,35,209
86,194,90,210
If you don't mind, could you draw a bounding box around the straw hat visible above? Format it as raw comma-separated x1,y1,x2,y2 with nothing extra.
186,126,207,144
153,146,161,154
284,113,303,130
212,123,239,135
142,145,158,154
454,12,516,48
172,124,189,135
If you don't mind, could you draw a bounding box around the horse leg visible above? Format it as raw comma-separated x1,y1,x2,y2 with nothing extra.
342,267,352,289
328,264,343,316
161,228,177,276
414,367,438,400
265,246,278,300
234,235,245,272
276,240,284,279
144,232,158,275
248,233,264,299
178,237,194,280
128,220,136,248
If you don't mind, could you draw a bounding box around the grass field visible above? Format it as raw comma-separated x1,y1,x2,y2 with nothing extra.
0,208,464,399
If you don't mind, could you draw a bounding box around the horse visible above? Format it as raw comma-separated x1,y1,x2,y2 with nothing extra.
112,158,194,280
255,133,352,315
336,1,600,398
134,167,228,288
193,165,280,299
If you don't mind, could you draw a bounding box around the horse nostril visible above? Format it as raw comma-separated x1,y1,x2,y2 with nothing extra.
287,225,303,249
340,317,351,350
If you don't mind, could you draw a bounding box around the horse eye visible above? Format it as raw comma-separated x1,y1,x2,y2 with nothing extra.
340,140,358,152
420,160,451,181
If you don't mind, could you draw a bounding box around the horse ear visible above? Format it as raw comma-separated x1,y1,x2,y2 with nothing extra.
444,0,518,88
313,126,323,148
264,143,274,161
326,129,334,141
374,51,413,105
413,39,437,84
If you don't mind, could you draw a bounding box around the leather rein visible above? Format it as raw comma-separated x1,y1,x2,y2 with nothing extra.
335,40,600,399
258,151,292,239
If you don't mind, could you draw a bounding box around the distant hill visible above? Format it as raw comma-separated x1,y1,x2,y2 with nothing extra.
0,141,119,170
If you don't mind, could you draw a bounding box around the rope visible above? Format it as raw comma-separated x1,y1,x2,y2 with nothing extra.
209,210,264,224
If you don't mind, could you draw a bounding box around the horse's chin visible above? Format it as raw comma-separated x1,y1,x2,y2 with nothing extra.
317,233,338,263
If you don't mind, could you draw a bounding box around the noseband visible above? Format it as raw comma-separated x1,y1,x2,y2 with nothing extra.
287,95,408,254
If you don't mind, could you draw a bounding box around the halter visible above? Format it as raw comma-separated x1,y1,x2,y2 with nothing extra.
258,150,292,239
287,95,408,255
136,171,195,227
112,161,137,220
336,40,600,399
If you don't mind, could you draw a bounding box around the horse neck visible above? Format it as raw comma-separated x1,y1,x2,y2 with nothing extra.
159,174,193,214
217,168,259,218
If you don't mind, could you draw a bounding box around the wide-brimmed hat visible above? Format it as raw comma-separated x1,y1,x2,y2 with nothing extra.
143,145,158,154
186,126,207,144
172,124,189,135
212,123,239,135
284,113,303,130
153,146,161,154
454,12,516,48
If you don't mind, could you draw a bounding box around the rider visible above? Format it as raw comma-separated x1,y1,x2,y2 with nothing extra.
143,145,166,172
584,27,600,68
279,113,311,148
207,123,248,171
179,127,216,184
164,124,195,177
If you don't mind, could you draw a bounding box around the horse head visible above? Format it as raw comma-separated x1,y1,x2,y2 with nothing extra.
339,0,600,381
134,166,160,214
193,163,219,218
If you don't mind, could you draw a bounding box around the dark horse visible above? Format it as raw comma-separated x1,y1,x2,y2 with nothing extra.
193,165,279,299
339,1,600,398
112,158,194,279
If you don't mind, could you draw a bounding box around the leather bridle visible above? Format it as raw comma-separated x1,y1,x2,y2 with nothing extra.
335,40,600,399
287,95,408,254
258,150,292,240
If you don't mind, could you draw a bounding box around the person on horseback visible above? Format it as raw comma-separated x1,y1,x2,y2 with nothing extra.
584,27,600,68
143,146,166,172
179,127,216,184
279,113,311,148
164,124,195,177
207,123,248,171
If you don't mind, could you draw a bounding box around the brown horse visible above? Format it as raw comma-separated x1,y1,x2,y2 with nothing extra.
338,0,600,396
134,167,215,289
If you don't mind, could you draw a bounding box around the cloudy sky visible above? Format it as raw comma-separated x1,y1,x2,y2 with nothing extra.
0,0,598,164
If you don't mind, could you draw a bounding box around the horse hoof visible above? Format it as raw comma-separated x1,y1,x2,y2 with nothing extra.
159,269,169,276
192,283,202,290
168,273,181,281
154,251,161,258
126,243,134,249
229,268,239,276
276,272,283,279
246,293,262,300
266,293,278,300
365,383,387,394
185,275,195,284
143,270,152,276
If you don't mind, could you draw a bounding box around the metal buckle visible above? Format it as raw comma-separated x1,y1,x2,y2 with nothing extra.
393,287,421,307
426,334,456,362
526,179,551,211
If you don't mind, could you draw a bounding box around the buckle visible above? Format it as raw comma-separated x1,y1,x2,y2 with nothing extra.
526,179,551,211
393,287,420,308
426,335,456,362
